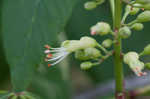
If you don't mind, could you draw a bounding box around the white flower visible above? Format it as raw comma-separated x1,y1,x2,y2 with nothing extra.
44,36,98,67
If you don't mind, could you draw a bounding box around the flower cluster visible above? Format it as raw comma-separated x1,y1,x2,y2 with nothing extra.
43,0,150,77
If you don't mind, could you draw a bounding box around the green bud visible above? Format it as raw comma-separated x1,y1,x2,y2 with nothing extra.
80,62,93,70
141,44,150,55
75,48,101,60
119,26,131,39
125,5,132,13
137,11,150,22
124,52,139,64
84,1,97,10
130,7,140,15
90,22,111,36
80,36,98,48
125,5,139,15
135,0,150,4
84,47,101,58
145,63,150,69
102,39,113,48
75,50,90,60
131,23,144,31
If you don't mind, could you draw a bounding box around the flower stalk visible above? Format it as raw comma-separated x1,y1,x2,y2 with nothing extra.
113,0,125,98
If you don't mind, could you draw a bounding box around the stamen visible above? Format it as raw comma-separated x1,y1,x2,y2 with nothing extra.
47,54,64,61
45,58,48,61
51,54,68,65
45,45,51,49
46,54,53,58
91,31,96,35
141,8,144,11
48,64,51,67
45,50,50,53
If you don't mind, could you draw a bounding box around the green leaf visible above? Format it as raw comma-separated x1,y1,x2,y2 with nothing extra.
1,0,78,92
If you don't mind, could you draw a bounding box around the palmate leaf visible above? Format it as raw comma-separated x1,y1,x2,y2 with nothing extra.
1,0,77,92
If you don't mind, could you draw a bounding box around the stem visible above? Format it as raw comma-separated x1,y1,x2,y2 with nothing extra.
109,0,115,23
113,0,125,99
121,11,129,24
97,43,109,54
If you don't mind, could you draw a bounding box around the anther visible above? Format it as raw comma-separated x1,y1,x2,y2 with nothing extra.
45,45,51,49
46,54,52,58
48,64,51,67
45,50,50,54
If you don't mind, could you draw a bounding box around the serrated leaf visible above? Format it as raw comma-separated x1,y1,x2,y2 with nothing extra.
1,0,78,92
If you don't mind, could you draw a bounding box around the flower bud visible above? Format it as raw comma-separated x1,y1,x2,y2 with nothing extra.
75,48,101,60
130,7,140,15
84,1,97,10
136,11,150,22
135,0,150,4
90,22,111,36
141,44,150,55
124,52,139,64
80,36,98,48
131,23,144,31
80,61,93,70
125,5,132,13
75,50,90,60
119,26,131,39
102,39,113,48
124,52,146,76
84,47,101,58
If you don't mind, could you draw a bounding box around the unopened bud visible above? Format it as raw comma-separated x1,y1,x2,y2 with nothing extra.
119,26,131,39
141,44,150,55
75,50,90,60
137,11,150,22
102,39,113,48
131,23,144,31
80,36,98,48
75,48,101,60
84,1,97,10
84,47,101,58
124,52,146,76
124,52,139,64
130,7,140,15
90,22,111,36
80,62,93,70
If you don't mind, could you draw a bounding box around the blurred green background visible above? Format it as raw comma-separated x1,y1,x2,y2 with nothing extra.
0,0,150,99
